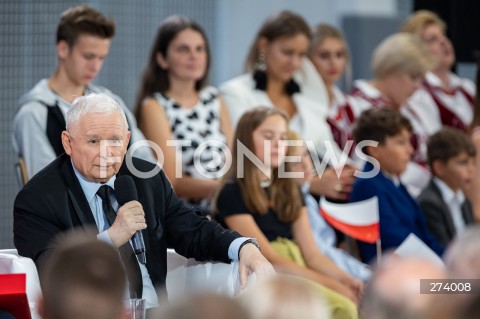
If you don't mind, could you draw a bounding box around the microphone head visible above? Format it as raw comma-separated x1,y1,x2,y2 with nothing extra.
114,175,138,205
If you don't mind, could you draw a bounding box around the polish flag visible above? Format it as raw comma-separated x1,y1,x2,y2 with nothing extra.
320,197,379,244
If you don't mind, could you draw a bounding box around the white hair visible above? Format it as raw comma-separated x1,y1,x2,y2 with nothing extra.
66,93,129,133
239,275,331,319
372,32,434,78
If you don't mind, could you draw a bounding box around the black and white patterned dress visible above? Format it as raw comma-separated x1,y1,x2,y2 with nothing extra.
153,86,228,180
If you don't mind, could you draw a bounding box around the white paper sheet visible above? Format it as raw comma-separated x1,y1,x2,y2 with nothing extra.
394,233,444,267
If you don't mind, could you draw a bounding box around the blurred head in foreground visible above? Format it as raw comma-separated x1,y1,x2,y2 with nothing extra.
239,275,331,319
155,292,250,319
38,229,126,319
360,255,445,319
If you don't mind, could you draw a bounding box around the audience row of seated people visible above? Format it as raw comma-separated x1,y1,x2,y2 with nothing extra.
24,217,480,319
10,4,480,319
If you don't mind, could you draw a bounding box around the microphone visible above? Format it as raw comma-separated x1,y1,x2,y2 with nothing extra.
114,175,146,264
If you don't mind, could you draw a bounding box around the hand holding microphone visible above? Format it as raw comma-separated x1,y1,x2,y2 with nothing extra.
110,176,147,264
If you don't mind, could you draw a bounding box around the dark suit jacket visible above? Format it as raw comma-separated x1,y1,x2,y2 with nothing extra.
417,179,474,246
349,162,444,263
13,153,240,289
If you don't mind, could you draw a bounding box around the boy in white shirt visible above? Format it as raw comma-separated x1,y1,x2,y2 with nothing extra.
417,127,476,245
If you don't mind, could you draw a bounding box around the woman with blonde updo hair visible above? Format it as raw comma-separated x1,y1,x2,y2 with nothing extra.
402,10,475,132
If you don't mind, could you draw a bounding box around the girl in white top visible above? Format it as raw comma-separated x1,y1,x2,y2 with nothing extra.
135,16,232,207
221,11,354,201
402,10,476,132
307,23,357,155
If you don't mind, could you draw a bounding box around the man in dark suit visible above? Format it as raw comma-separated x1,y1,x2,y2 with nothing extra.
13,93,273,308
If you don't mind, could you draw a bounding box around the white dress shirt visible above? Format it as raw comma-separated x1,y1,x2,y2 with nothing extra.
433,177,466,233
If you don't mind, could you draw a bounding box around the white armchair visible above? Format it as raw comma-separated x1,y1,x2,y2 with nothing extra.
0,249,42,319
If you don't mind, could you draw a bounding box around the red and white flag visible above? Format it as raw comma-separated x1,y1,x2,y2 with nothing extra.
320,197,379,244
0,273,31,319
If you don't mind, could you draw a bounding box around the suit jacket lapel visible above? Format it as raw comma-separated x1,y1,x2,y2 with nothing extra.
60,156,97,227
429,180,456,237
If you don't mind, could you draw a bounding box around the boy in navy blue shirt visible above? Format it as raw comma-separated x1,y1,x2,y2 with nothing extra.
349,108,443,263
